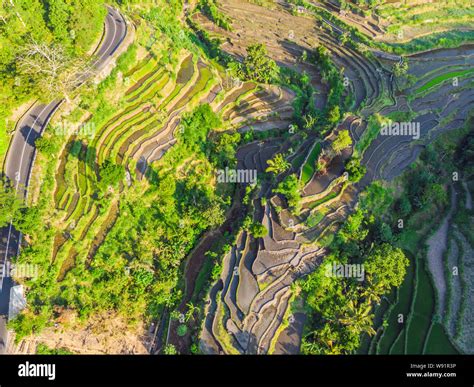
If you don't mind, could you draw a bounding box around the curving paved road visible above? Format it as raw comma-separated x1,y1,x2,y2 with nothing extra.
0,5,127,354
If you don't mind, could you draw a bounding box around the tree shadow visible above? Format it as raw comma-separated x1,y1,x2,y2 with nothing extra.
144,164,159,185
20,124,40,147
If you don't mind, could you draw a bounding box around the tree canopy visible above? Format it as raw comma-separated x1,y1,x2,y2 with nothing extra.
332,129,352,154
240,43,278,84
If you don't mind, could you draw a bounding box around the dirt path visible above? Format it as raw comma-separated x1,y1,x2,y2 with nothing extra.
426,185,456,316
14,312,149,354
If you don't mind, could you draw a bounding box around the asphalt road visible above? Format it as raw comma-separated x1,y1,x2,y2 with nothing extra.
0,6,127,354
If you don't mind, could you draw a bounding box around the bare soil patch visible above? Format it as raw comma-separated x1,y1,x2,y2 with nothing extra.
16,311,149,354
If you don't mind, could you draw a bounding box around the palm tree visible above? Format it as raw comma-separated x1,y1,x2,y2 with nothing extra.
331,129,352,155
303,114,317,130
302,325,344,354
301,338,320,355
185,302,200,322
360,279,386,305
338,299,376,336
265,153,290,175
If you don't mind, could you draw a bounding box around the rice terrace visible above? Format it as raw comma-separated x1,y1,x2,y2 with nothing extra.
0,0,473,374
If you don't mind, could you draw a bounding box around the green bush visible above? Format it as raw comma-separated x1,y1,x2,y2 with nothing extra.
177,324,188,337
198,0,232,31
98,160,125,190
345,157,366,183
274,174,302,215
249,222,268,238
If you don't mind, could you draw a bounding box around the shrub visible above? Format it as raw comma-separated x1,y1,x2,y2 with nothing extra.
98,160,125,190
241,43,279,84
274,174,302,215
177,324,188,337
249,222,268,238
35,136,60,156
332,129,352,154
198,0,232,31
163,344,178,354
345,157,366,183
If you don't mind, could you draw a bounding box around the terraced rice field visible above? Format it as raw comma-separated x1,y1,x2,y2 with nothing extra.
442,182,474,353
362,179,474,355
48,48,295,292
194,0,474,355
300,142,322,186
4,0,474,360
415,68,474,94
362,251,459,355
361,45,474,185
199,124,356,353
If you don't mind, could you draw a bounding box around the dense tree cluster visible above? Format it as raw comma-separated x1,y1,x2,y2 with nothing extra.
455,128,474,179
332,129,352,154
301,204,409,354
98,160,125,190
0,178,41,235
0,0,107,155
229,43,279,84
10,103,228,339
0,0,106,98
393,59,409,78
345,157,366,183
178,104,222,152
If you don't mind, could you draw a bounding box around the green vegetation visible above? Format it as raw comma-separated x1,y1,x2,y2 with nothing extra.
415,68,474,94
266,153,290,176
98,160,125,191
358,126,473,355
11,101,228,341
393,60,409,78
308,45,346,118
332,130,352,154
291,0,474,54
198,0,232,31
378,0,474,39
345,157,366,183
3,0,473,357
305,211,324,228
248,222,268,238
391,30,474,54
301,204,409,354
274,174,302,215
36,343,73,355
301,142,322,185
163,344,178,354
7,0,239,342
179,103,222,152
231,43,279,84
0,0,107,162
354,113,383,158
177,324,188,337
0,179,42,235
424,323,458,354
